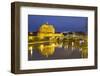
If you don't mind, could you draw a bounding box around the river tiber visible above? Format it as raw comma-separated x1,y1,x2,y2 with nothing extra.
28,22,88,60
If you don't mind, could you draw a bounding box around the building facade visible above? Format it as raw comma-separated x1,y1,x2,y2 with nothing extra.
37,23,63,39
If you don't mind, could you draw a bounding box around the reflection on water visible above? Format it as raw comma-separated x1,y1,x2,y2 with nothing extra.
28,40,88,60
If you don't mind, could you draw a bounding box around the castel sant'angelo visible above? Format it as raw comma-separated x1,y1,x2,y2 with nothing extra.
37,22,63,39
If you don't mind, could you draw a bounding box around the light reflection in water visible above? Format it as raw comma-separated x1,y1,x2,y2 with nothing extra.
39,43,55,57
28,40,88,60
28,46,33,56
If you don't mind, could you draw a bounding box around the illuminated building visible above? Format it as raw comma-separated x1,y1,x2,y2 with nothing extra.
37,22,64,39
37,22,55,39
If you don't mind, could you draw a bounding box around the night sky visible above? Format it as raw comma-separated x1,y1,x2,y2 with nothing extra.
28,15,88,33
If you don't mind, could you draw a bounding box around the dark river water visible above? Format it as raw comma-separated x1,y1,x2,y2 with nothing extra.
28,41,88,61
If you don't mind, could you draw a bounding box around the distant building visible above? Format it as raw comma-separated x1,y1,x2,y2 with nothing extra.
38,22,55,38
37,22,63,39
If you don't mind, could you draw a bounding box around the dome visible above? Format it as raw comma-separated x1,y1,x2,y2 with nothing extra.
39,22,55,34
